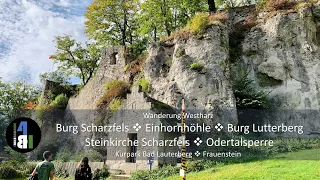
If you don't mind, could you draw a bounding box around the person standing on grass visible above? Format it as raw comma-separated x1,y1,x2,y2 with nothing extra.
75,157,92,180
31,151,55,180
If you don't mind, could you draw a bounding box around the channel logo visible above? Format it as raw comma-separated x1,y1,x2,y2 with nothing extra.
6,117,41,153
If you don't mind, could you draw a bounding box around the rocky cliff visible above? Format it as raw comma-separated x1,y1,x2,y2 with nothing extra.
231,3,320,137
144,24,237,127
36,3,320,155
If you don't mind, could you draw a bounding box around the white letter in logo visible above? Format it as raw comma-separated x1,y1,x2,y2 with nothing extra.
17,135,28,149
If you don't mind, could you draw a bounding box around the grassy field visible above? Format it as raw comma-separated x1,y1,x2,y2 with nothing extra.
165,149,320,180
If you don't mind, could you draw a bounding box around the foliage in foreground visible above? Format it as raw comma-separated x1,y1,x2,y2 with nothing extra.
4,146,27,163
0,166,21,179
0,161,36,179
92,165,110,180
130,160,217,180
130,165,179,180
55,166,69,178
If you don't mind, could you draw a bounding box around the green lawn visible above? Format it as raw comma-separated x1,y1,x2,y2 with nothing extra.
165,149,320,180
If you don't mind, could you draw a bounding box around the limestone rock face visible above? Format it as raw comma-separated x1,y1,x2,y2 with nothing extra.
64,46,130,151
236,7,320,137
68,46,129,110
242,9,320,108
144,25,238,126
313,1,320,18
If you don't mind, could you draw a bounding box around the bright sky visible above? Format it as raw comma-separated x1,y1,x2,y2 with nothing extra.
0,0,93,84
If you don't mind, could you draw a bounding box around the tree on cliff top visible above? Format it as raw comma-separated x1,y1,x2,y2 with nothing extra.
84,0,207,50
52,35,100,85
83,0,257,58
39,70,70,84
85,0,139,47
138,0,207,42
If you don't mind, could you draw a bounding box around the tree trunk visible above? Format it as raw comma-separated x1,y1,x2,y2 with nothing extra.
129,31,134,55
154,27,157,42
208,0,216,13
162,0,171,36
117,23,126,46
122,13,127,46
86,70,94,85
80,70,86,85
229,0,235,7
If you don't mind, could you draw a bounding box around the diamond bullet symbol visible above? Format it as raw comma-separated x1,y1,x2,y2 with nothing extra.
195,151,201,157
215,123,223,132
194,137,203,146
133,123,141,131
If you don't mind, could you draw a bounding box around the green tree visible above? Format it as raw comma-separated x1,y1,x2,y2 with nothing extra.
232,68,270,109
39,70,70,84
0,81,39,118
182,0,208,17
84,0,254,55
85,0,207,51
0,81,40,150
139,0,207,42
215,0,253,9
138,0,165,42
85,0,139,47
52,35,100,85
139,0,176,40
4,146,27,162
